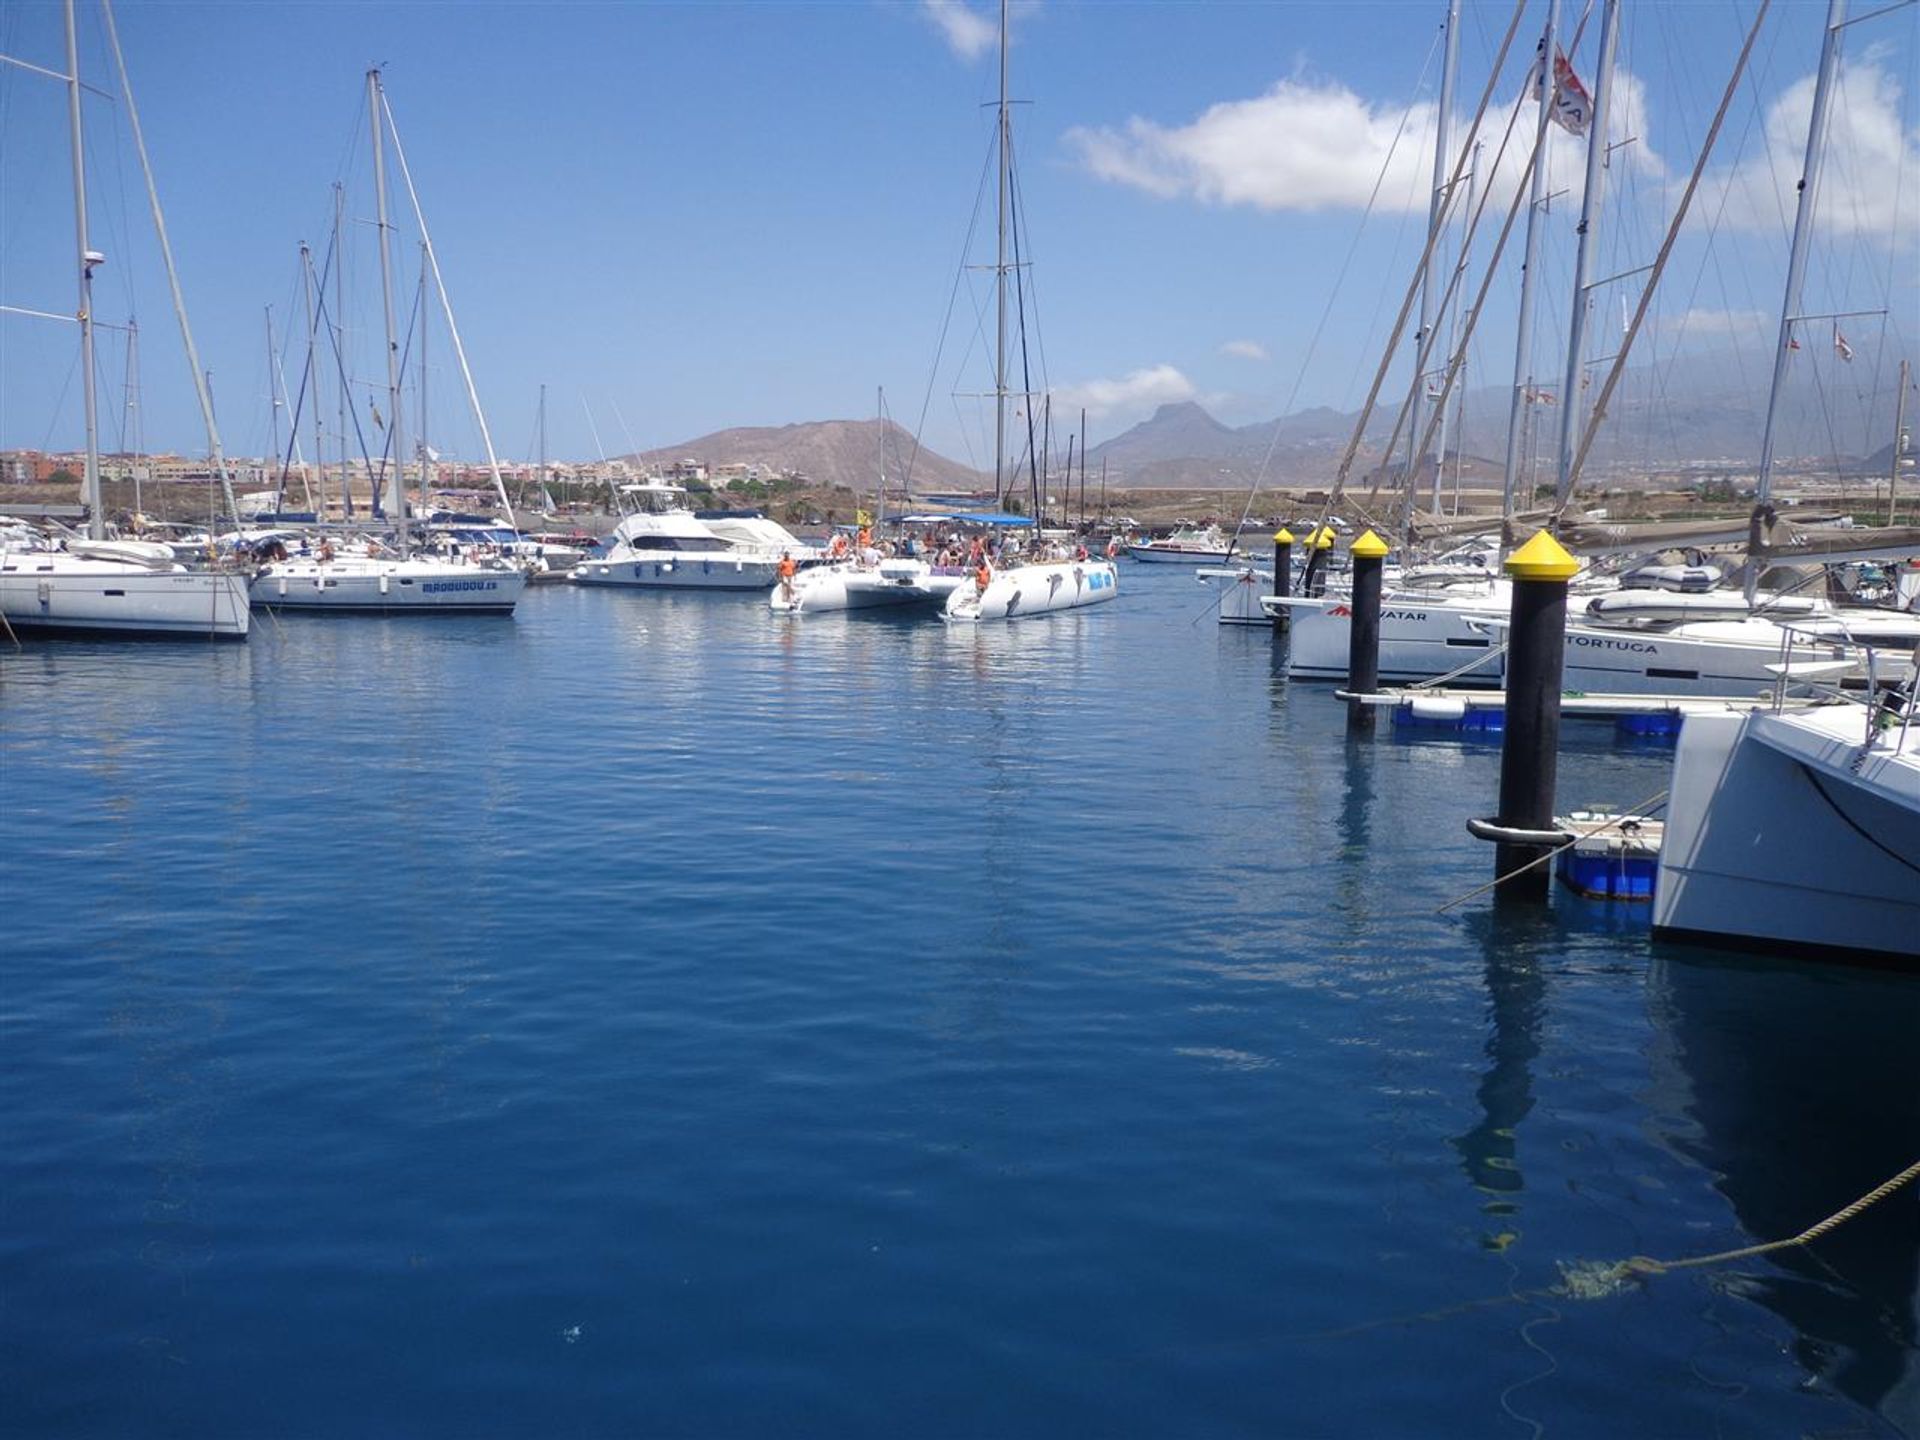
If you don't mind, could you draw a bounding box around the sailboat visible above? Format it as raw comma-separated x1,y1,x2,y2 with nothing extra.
248,68,527,617
0,0,249,640
941,0,1117,624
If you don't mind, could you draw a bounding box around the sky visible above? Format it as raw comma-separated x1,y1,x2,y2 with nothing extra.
1,0,1916,474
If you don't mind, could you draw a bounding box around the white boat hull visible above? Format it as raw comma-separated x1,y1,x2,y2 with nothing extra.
770,560,966,614
1198,566,1274,625
944,559,1118,621
1125,543,1234,564
250,559,525,613
1271,592,1505,685
1654,707,1920,963
0,555,250,638
574,554,778,590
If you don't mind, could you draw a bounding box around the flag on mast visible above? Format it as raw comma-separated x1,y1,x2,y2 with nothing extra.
1786,333,1802,352
1833,325,1854,363
1524,41,1593,135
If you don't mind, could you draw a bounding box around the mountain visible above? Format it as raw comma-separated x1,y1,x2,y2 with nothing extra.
1083,352,1905,490
621,419,984,494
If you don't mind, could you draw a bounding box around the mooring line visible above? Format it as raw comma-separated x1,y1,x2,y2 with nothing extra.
1433,788,1668,913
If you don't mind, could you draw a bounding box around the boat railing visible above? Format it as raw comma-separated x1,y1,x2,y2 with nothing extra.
1769,616,1917,756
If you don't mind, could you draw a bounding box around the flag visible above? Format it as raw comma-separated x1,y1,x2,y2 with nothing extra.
1551,53,1593,135
1526,387,1558,405
1526,43,1592,136
1786,334,1801,351
1833,325,1854,363
370,399,385,429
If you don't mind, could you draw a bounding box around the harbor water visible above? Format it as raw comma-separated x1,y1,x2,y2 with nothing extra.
3,568,1915,1437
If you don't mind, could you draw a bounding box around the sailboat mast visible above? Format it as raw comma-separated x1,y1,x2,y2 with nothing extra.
1756,0,1847,504
265,306,283,506
123,318,141,518
1552,0,1621,504
1887,358,1910,526
1501,0,1561,543
1408,0,1459,508
300,242,326,521
333,183,350,516
64,0,104,541
368,67,408,544
539,382,550,509
417,243,429,504
994,0,1009,504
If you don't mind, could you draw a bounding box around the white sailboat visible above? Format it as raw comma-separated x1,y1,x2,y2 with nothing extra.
942,0,1117,624
0,0,249,640
249,70,526,617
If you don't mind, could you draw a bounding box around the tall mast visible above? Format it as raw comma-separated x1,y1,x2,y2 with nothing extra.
875,384,885,526
333,183,350,516
1552,0,1621,503
368,67,407,544
1500,0,1560,540
1756,0,1847,504
417,242,430,504
265,306,283,506
98,0,237,528
994,0,1010,504
1408,0,1460,506
65,0,104,540
539,382,549,508
123,317,141,518
1433,137,1477,514
1888,359,1910,526
300,242,326,521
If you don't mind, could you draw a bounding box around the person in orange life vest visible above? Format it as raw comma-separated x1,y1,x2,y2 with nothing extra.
777,551,797,603
974,560,992,593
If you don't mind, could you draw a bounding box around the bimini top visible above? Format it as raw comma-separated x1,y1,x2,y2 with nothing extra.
897,511,1037,528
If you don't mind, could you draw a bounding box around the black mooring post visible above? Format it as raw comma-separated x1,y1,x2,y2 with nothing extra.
1300,526,1333,597
1346,529,1388,734
1492,532,1578,901
1270,528,1293,631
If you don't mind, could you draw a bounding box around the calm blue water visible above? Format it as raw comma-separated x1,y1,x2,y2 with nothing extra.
3,568,1915,1438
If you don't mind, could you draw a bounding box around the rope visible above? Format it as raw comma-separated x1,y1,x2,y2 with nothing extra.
1293,1156,1920,1342
1407,638,1508,689
1434,789,1667,913
1568,1158,1920,1296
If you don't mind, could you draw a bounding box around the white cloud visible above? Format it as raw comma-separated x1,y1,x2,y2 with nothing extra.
1064,64,1665,217
1671,307,1770,341
1220,339,1269,361
921,0,995,62
1704,54,1920,242
1052,364,1196,420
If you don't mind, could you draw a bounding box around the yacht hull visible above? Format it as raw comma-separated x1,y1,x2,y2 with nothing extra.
574,556,777,591
1270,593,1504,685
944,560,1118,621
1653,708,1920,963
770,563,966,614
250,561,525,613
0,564,251,638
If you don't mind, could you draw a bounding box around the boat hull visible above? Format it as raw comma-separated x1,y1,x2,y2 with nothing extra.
944,559,1118,621
1125,544,1233,564
250,561,525,613
574,555,777,590
1271,593,1505,686
0,564,251,638
1653,708,1920,963
770,561,966,614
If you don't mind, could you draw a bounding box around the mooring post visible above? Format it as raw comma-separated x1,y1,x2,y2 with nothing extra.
1490,530,1579,900
1270,527,1294,631
1300,525,1335,597
1346,529,1389,734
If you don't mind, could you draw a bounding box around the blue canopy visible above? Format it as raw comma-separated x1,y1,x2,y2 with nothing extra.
897,511,1036,528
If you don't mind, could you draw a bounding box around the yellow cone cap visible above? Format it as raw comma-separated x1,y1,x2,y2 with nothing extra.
1305,526,1336,549
1505,529,1579,582
1350,529,1390,560
1273,527,1295,545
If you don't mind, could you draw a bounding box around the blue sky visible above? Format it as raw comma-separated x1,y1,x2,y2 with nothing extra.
2,0,1916,471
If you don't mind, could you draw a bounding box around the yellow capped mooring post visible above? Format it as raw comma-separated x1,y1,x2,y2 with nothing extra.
1346,529,1391,734
1270,528,1294,631
1300,524,1337,597
1490,529,1580,900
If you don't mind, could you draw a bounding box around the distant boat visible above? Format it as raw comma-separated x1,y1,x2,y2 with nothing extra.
1125,526,1235,564
574,480,820,591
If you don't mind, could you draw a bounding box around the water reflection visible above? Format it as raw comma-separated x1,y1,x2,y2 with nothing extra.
1451,911,1549,1244
1646,950,1920,1424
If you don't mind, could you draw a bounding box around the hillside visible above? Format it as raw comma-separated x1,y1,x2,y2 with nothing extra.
622,419,984,494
